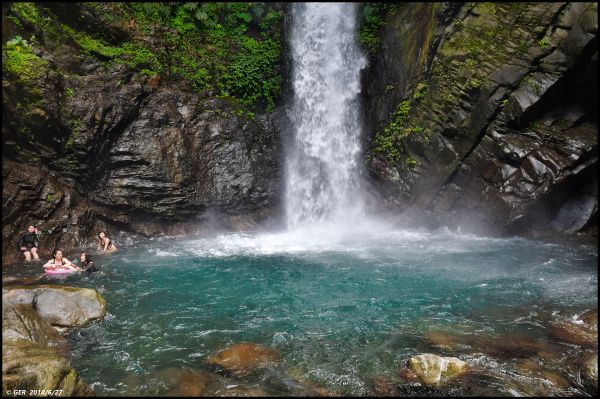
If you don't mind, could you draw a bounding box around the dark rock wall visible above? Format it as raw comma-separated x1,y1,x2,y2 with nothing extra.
364,2,598,238
2,4,283,263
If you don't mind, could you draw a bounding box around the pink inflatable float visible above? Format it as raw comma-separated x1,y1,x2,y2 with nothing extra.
45,268,75,275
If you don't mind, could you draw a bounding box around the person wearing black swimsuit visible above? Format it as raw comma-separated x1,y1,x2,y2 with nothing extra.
79,252,98,273
98,231,117,252
18,225,40,261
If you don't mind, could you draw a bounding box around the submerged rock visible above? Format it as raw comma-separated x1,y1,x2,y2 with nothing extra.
206,343,281,378
210,385,271,397
548,310,598,347
514,358,571,390
2,340,93,396
426,329,567,360
164,369,218,397
371,376,398,396
408,354,469,385
581,352,598,392
2,275,45,287
3,285,107,327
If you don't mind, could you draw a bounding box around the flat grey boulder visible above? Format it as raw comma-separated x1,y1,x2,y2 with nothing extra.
3,285,107,327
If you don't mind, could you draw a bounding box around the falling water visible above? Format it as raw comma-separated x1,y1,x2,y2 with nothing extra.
285,3,367,228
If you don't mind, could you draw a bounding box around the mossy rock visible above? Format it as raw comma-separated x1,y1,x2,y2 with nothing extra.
2,340,94,396
2,303,66,348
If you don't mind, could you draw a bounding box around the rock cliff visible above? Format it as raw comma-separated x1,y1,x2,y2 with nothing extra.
363,2,597,238
2,3,284,262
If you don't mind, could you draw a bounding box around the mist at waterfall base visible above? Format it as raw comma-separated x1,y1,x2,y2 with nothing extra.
4,3,596,397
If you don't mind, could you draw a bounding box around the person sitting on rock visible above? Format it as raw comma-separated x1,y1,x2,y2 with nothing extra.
43,249,81,272
18,225,40,262
79,252,97,273
98,231,117,252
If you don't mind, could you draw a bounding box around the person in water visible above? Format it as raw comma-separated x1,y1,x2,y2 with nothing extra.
79,252,97,273
43,249,81,272
98,231,117,252
18,225,41,261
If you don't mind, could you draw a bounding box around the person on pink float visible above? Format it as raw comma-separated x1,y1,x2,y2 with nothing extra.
43,249,81,273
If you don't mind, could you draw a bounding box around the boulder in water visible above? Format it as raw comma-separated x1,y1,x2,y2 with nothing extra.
3,285,107,327
2,340,93,396
2,302,66,348
408,354,469,385
206,342,281,378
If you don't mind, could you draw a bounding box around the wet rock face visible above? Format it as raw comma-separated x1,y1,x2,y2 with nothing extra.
2,159,130,263
364,2,598,238
89,93,281,219
205,343,281,378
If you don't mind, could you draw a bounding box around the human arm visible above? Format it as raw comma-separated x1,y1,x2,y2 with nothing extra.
64,258,82,271
33,230,40,248
82,261,95,272
43,260,55,268
18,234,26,250
103,238,110,251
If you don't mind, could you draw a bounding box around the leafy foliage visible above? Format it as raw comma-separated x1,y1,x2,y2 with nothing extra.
370,98,426,164
4,35,48,82
358,3,397,54
5,2,284,111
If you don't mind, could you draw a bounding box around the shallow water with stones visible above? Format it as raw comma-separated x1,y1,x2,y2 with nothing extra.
4,226,597,396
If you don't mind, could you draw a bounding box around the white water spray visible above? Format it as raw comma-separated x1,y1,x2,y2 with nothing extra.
285,3,367,229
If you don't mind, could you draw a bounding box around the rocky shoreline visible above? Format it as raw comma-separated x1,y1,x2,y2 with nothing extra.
2,284,107,396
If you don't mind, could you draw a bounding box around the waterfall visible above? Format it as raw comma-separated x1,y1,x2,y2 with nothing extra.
285,3,367,229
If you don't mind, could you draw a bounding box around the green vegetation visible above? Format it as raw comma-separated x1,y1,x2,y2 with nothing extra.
11,2,42,25
405,156,418,167
3,36,48,82
412,83,428,100
538,37,550,48
45,193,54,202
5,2,285,111
370,99,426,163
65,118,84,149
358,3,397,54
477,3,497,16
